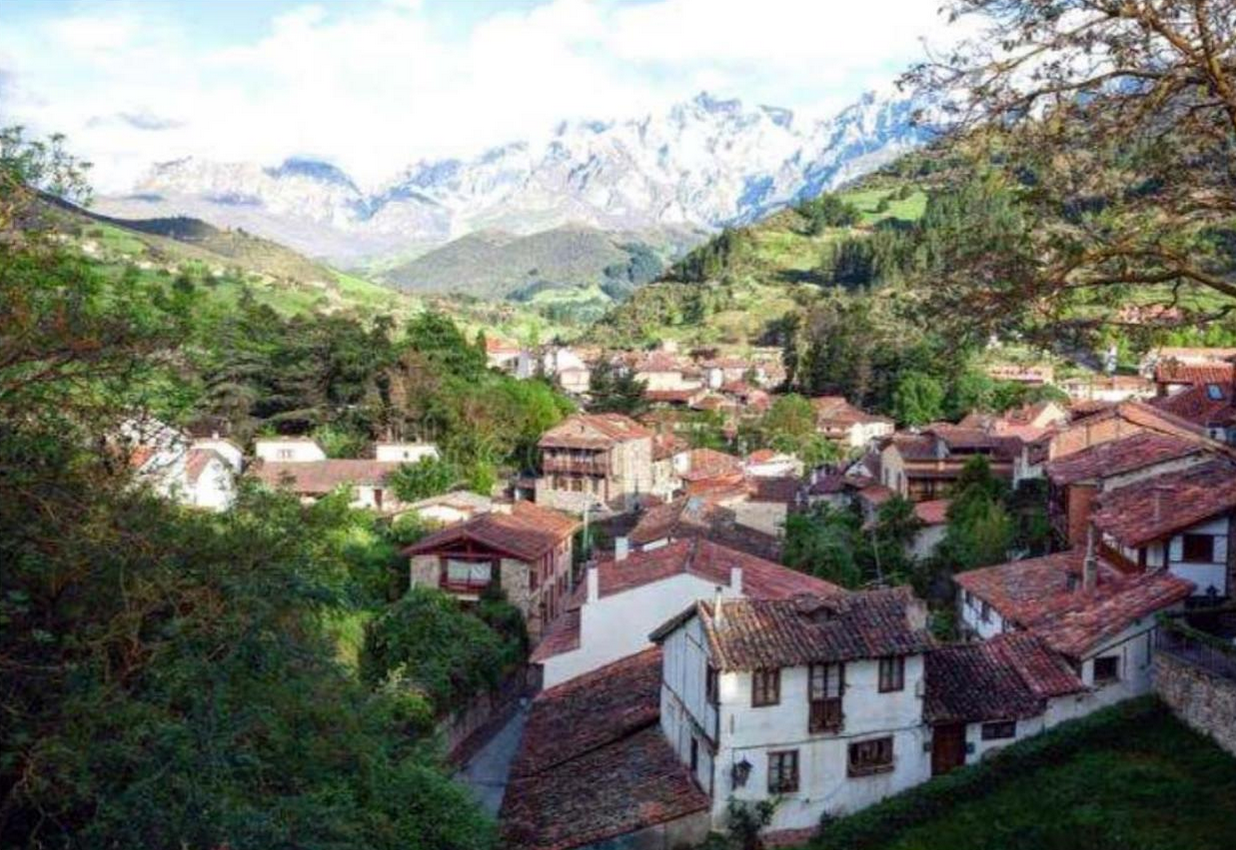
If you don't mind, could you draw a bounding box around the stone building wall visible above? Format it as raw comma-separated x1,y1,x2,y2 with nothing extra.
1153,651,1236,756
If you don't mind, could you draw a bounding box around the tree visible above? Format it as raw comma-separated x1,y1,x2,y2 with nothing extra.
783,506,864,588
390,455,461,502
797,193,861,235
906,0,1236,340
892,371,945,426
588,359,647,415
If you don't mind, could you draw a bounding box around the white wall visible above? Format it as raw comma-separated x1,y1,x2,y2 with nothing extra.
957,591,1008,640
544,571,739,688
254,439,326,462
192,438,243,472
712,656,930,830
375,443,439,463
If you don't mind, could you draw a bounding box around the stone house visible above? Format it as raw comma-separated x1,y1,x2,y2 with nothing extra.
880,426,1022,502
536,413,655,514
812,396,895,450
404,501,579,640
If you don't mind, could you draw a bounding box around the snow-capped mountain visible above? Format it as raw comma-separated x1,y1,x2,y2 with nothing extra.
96,89,937,266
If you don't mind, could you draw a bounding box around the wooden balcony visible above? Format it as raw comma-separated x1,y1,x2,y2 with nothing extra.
542,454,610,476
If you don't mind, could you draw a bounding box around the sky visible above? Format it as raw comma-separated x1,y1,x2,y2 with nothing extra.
0,0,976,192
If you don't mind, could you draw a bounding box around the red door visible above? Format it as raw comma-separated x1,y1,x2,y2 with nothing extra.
931,723,966,776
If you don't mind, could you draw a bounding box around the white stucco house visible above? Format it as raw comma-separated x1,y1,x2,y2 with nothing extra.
374,442,440,463
651,588,937,832
532,539,840,689
253,436,327,463
121,419,242,512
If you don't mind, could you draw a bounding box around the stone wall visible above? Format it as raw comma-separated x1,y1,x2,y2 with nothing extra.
1153,651,1236,756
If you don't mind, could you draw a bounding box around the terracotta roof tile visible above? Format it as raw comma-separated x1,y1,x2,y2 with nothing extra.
530,609,580,663
403,501,579,562
539,413,652,449
1044,431,1206,486
914,499,951,526
1091,458,1236,546
511,648,662,778
1150,383,1236,428
249,459,400,494
661,587,933,671
925,634,1080,724
1154,361,1235,386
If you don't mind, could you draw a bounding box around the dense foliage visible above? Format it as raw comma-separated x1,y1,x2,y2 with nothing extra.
1,135,498,849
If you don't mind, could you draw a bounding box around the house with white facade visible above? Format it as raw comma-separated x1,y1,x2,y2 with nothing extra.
532,539,839,688
955,548,1193,709
253,436,327,463
812,396,895,450
651,588,937,833
1089,457,1236,598
374,441,439,463
121,419,242,512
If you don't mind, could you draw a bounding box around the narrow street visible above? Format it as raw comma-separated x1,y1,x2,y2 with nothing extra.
456,704,529,815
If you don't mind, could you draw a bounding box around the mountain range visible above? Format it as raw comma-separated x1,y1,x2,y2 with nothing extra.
94,88,938,281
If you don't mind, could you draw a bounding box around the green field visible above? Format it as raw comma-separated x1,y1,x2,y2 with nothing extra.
809,699,1236,850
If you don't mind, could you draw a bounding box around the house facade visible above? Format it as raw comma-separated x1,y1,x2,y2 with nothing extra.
653,589,936,832
880,427,1021,502
536,413,655,514
404,501,579,640
253,436,327,463
812,396,895,450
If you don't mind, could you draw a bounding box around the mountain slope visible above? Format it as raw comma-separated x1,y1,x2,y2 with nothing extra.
93,89,939,268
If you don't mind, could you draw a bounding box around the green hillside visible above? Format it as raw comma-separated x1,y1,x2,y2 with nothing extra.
39,197,587,342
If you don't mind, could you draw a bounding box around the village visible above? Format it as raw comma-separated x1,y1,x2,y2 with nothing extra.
122,338,1236,850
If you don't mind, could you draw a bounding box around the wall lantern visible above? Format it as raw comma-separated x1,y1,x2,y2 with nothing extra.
731,758,752,788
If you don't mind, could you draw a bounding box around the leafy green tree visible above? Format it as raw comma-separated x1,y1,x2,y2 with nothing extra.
405,311,486,378
588,359,647,415
783,505,864,588
798,193,861,235
892,370,945,426
947,369,997,419
360,587,523,717
390,455,461,502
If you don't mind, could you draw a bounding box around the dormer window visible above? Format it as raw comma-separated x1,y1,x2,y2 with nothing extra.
1206,384,1225,401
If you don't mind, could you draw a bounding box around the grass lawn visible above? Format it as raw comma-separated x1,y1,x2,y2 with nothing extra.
811,700,1236,850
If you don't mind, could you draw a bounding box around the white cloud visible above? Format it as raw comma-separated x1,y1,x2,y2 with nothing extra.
0,0,974,192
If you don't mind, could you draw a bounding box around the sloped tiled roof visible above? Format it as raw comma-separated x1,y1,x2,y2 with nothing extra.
1154,360,1235,386
1091,458,1236,546
511,648,662,778
1044,431,1206,486
502,648,708,850
913,499,951,526
812,396,892,426
955,550,1194,658
925,632,1082,723
1150,383,1236,429
530,609,581,663
658,587,932,671
681,447,743,480
249,459,401,494
184,447,226,484
403,501,579,562
539,413,652,449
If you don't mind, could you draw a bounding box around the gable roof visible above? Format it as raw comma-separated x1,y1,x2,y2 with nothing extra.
812,396,892,426
1091,458,1236,546
501,648,708,850
249,459,400,494
955,550,1194,658
925,633,1083,724
1044,431,1206,486
1154,360,1236,386
402,501,579,562
1150,383,1236,429
656,587,933,671
539,413,652,449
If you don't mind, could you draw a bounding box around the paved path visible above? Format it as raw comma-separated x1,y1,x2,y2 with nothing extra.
457,703,529,815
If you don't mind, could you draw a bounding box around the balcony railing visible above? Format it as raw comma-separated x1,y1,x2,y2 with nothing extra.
542,455,610,476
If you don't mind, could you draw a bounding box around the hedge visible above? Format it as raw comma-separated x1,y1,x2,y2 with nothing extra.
808,697,1164,850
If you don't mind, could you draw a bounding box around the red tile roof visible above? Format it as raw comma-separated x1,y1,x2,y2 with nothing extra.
925,632,1082,724
1154,360,1235,386
184,447,225,484
747,475,802,505
1091,458,1236,546
249,459,401,494
955,550,1194,658
403,501,579,562
530,609,581,663
502,649,708,850
682,448,743,480
596,538,841,603
913,499,951,526
812,396,892,426
1150,383,1236,429
629,497,782,559
512,648,662,778
1044,431,1206,486
539,413,652,449
656,587,932,671
501,726,708,850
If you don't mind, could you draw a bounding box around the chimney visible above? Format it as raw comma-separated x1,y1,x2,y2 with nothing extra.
713,587,725,629
615,536,630,562
730,566,743,596
1083,523,1098,593
586,564,599,603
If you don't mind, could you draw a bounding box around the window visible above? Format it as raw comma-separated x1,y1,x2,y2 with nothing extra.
964,591,974,608
808,663,844,733
705,665,720,706
768,750,799,793
277,448,293,460
878,656,905,693
689,738,699,774
980,601,992,623
752,668,780,707
1206,383,1225,401
1093,655,1120,685
444,559,492,588
1181,533,1215,563
981,720,1016,740
848,737,894,777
